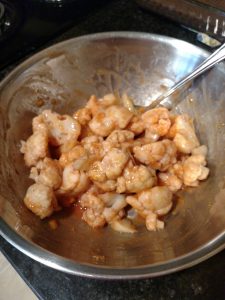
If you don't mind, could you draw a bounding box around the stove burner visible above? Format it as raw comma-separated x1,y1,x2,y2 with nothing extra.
0,1,22,42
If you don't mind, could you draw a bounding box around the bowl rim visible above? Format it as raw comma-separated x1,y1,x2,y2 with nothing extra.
0,31,225,279
1,218,225,279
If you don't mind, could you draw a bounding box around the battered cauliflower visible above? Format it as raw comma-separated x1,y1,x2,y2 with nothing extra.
21,93,209,233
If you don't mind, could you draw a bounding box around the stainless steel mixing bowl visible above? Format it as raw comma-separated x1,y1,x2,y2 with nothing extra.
0,32,225,279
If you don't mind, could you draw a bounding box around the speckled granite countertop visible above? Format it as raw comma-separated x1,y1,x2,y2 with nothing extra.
0,1,225,299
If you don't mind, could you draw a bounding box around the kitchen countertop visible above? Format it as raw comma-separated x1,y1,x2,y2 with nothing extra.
0,0,225,299
0,250,37,300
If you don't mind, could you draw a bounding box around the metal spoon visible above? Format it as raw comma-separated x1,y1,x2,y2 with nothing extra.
148,42,225,109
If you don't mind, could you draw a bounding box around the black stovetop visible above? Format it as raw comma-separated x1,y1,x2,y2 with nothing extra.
0,1,225,299
0,0,105,69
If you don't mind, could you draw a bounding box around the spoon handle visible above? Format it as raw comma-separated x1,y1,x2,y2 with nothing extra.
148,42,225,109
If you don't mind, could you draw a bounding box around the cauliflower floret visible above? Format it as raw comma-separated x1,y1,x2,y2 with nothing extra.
80,193,106,228
110,218,137,233
94,180,117,192
106,105,134,129
30,157,62,190
100,193,127,223
101,148,129,180
20,124,48,167
138,187,173,216
86,94,117,116
81,135,104,158
59,145,86,167
81,135,103,145
102,130,135,155
85,95,100,115
88,111,115,137
80,191,127,228
24,183,60,219
32,114,46,132
99,93,118,107
127,115,145,135
117,162,156,193
89,105,133,137
58,161,90,195
158,172,183,193
141,107,171,142
41,110,81,151
183,154,209,186
88,148,129,183
73,107,92,126
126,186,173,231
159,146,209,188
106,130,134,145
88,160,117,193
88,161,106,182
133,139,177,171
145,212,164,231
168,114,200,154
192,145,208,156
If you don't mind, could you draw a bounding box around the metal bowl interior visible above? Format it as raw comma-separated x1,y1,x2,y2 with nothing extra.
0,32,225,279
